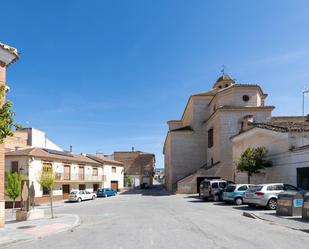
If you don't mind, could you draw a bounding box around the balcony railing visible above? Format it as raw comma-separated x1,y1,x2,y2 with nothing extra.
55,173,103,181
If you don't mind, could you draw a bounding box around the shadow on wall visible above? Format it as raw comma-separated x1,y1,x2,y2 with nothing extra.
120,184,172,197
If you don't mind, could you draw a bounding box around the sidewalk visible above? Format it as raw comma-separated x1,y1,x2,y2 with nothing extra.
244,211,309,232
0,212,80,248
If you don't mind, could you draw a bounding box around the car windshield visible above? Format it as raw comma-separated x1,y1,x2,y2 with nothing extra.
225,185,236,192
70,191,77,194
219,182,227,188
248,185,263,192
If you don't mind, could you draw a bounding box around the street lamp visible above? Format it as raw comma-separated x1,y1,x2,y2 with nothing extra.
302,87,309,145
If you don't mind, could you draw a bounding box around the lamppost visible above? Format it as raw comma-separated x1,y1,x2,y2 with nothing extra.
302,87,309,146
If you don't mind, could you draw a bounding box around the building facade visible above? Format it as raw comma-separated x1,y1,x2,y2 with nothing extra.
5,148,103,207
0,42,19,227
5,127,63,152
113,150,155,188
231,117,309,189
164,74,274,193
86,154,124,191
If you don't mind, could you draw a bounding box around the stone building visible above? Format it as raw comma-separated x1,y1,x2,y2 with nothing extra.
164,74,274,193
4,127,63,152
231,116,309,189
113,150,155,187
0,42,19,227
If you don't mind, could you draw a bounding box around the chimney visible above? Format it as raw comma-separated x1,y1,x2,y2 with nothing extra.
69,145,73,153
132,146,135,152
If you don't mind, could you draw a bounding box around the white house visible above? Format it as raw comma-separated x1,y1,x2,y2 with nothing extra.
5,148,103,207
86,154,124,191
231,117,309,189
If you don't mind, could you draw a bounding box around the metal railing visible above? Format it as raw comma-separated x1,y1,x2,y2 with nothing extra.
55,173,103,181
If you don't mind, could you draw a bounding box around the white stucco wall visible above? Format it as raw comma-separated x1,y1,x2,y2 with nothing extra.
102,164,124,189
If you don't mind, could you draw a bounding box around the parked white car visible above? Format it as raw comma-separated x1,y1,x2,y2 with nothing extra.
68,190,97,202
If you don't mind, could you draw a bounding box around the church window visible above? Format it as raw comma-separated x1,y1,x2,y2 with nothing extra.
208,128,214,148
242,95,250,102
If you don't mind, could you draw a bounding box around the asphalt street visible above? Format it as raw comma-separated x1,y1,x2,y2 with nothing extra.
7,185,309,249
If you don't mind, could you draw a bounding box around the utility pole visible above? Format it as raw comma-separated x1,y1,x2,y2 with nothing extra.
302,87,309,146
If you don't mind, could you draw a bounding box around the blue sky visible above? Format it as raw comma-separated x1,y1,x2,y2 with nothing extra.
1,0,309,168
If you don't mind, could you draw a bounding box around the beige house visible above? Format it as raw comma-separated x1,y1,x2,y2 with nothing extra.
113,150,155,188
231,117,309,189
164,74,274,193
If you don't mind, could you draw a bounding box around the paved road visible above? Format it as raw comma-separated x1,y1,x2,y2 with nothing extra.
7,186,309,249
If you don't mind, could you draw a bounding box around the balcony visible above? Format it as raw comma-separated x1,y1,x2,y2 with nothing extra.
55,173,103,182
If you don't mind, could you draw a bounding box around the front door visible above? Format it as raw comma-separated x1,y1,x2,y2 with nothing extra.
93,184,99,192
62,184,70,200
111,181,118,192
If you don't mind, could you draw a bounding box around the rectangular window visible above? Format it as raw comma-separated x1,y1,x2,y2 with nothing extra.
64,165,71,180
112,167,116,173
42,162,52,172
208,128,214,148
11,161,19,173
79,184,86,190
92,168,98,176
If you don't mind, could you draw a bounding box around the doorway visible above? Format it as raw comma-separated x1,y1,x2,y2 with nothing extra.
297,167,309,190
62,184,70,199
111,181,118,192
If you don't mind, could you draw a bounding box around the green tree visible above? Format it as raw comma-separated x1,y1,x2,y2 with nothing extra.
0,85,21,143
236,147,272,183
5,172,22,212
126,175,132,187
38,169,55,218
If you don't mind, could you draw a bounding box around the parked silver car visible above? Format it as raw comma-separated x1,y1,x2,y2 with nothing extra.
243,183,299,210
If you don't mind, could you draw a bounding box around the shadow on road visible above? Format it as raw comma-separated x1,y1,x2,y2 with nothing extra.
120,184,172,197
232,205,265,211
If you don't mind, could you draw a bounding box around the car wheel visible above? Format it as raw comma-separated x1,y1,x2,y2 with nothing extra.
92,195,96,200
235,197,243,206
267,198,277,210
213,195,220,202
77,198,82,203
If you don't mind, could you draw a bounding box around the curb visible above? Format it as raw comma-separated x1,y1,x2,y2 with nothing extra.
243,212,257,219
243,212,309,234
0,214,81,248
